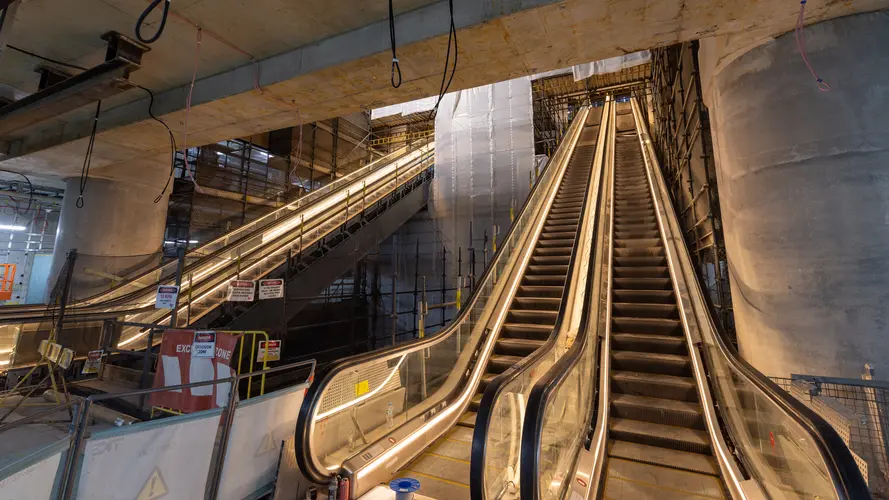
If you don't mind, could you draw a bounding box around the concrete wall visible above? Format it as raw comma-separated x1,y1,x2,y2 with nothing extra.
700,11,889,378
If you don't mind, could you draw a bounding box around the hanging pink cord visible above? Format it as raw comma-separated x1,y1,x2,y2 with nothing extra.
795,0,831,91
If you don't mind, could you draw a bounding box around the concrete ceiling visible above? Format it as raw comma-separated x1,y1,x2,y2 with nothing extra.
0,0,883,188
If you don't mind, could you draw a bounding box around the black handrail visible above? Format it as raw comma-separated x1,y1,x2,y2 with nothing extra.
294,115,586,484
468,107,603,499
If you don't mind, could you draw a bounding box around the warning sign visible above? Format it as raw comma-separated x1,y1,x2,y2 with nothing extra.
191,331,217,358
227,280,255,302
135,469,168,500
82,350,103,375
255,432,277,456
258,279,284,300
355,380,370,397
155,285,179,309
256,340,281,363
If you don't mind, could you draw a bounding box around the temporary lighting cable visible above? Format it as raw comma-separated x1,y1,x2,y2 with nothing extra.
134,85,179,204
77,101,102,208
795,0,830,91
430,0,458,120
180,28,203,191
136,0,172,44
389,0,402,88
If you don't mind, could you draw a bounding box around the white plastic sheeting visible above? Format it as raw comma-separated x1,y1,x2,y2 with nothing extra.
432,76,535,269
572,51,651,81
76,410,221,499
217,384,307,500
0,441,66,500
371,96,437,120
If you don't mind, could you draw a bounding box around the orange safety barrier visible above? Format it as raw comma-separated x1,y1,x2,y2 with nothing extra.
0,264,15,301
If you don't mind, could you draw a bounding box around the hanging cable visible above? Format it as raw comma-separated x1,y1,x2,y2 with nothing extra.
180,28,203,191
133,85,179,203
6,45,88,72
136,0,172,44
429,0,458,120
388,0,402,88
77,101,102,209
795,0,830,91
0,169,34,215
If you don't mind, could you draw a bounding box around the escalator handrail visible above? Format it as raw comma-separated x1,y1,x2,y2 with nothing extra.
294,113,589,484
518,104,614,500
631,98,871,499
0,150,434,329
0,145,425,318
469,104,607,500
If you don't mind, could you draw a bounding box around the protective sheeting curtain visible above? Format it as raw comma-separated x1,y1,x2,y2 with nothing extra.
572,50,651,81
432,76,534,276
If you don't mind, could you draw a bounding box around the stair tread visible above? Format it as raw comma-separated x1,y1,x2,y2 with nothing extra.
612,370,697,388
609,441,718,476
609,418,710,449
611,393,703,416
613,332,685,344
613,351,689,363
498,338,546,349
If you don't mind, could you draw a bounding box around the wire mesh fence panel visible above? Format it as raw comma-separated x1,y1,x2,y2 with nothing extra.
772,375,889,498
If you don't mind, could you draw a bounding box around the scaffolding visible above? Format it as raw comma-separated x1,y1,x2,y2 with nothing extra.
645,42,735,341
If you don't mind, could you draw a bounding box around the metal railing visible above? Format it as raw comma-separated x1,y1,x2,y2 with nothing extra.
0,359,315,500
773,373,889,498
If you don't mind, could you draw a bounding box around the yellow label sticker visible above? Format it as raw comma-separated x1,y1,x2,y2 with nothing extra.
135,469,168,500
355,380,370,396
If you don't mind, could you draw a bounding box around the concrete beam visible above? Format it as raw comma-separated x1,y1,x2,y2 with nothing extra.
0,0,884,183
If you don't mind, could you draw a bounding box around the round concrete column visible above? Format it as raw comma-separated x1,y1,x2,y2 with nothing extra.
50,168,171,298
702,11,889,378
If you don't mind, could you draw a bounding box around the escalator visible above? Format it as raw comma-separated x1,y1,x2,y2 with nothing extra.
0,144,435,366
400,138,596,498
519,97,871,500
603,112,724,498
294,106,605,499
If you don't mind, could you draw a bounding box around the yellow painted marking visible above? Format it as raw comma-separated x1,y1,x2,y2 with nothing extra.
406,470,469,488
355,379,369,396
424,451,470,465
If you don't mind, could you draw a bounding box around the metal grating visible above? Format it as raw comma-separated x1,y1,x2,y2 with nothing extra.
318,357,403,415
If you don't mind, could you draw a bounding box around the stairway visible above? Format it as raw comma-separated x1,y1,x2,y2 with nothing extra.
401,123,599,499
603,112,727,500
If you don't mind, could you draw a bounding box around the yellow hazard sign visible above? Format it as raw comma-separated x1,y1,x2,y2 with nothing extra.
135,469,168,500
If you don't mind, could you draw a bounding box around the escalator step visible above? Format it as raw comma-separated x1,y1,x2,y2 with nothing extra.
611,371,698,402
536,238,575,247
612,333,686,355
517,285,564,297
608,441,719,476
502,322,554,339
544,224,579,233
614,230,660,240
523,275,567,286
488,354,523,373
611,393,705,429
612,317,682,335
479,372,497,390
507,309,558,324
613,277,672,290
496,338,545,356
612,303,678,318
527,264,570,275
457,411,477,428
612,289,674,303
534,246,573,256
613,266,669,278
615,238,662,248
609,418,711,455
611,351,691,377
613,256,666,267
540,231,578,240
530,255,571,265
469,393,484,411
513,296,562,309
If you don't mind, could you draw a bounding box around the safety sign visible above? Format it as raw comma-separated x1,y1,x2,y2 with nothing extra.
227,280,255,302
135,469,168,500
82,349,103,375
191,331,217,358
155,285,179,309
256,340,281,362
258,279,284,300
